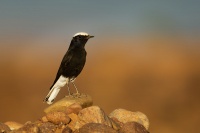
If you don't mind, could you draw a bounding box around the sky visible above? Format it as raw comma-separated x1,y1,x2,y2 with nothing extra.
0,0,200,42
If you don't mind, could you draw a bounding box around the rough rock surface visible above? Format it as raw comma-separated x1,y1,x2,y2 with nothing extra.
109,109,149,130
119,122,149,133
62,126,73,133
74,106,115,130
0,122,11,132
4,121,23,130
79,123,118,133
1,94,150,133
12,121,39,133
44,93,93,114
46,111,71,125
37,122,56,133
65,103,82,115
67,113,79,131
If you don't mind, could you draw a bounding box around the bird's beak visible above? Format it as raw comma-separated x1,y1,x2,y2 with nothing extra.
87,35,94,39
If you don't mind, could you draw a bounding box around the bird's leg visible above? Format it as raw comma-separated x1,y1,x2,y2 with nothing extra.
72,82,80,94
67,83,72,96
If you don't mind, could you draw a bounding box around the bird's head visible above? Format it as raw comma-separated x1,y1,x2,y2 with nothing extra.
73,32,94,40
70,32,94,48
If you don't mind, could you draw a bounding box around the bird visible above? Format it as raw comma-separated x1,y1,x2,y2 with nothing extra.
44,32,94,104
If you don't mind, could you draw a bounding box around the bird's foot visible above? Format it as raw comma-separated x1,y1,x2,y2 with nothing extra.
65,92,81,98
72,92,81,98
65,92,73,97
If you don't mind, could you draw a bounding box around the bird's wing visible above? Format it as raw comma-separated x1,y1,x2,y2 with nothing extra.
49,51,73,90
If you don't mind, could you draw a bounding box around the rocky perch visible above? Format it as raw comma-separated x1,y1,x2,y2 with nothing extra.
1,94,150,133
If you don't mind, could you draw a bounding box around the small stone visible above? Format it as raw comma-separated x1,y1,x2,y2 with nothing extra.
109,109,149,130
37,122,56,133
109,118,121,130
55,125,67,133
62,126,73,133
65,103,82,115
4,121,23,130
111,117,124,127
41,116,48,122
44,93,93,114
25,121,32,125
0,122,11,132
46,111,71,125
75,106,114,130
79,123,118,133
119,122,149,133
67,113,78,131
13,122,39,133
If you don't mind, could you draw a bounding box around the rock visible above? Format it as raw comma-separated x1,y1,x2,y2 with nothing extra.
46,111,71,125
67,113,78,131
79,123,118,133
119,122,149,133
37,122,56,133
65,103,82,115
109,118,121,130
41,116,48,123
0,122,11,132
44,93,93,114
55,125,67,133
109,109,149,130
12,122,39,133
4,121,23,130
62,126,73,133
75,106,115,130
111,117,124,127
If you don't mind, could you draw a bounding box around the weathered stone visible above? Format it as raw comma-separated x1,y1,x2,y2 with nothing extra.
119,122,149,133
109,118,121,130
37,122,56,133
67,113,78,131
109,109,149,130
65,103,82,115
44,93,93,114
79,123,118,133
111,117,124,127
46,111,71,125
62,126,73,133
41,116,48,123
55,125,67,133
12,122,39,133
75,106,113,130
0,122,11,132
4,121,23,131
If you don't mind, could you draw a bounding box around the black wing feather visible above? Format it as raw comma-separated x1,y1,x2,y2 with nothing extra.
49,51,72,90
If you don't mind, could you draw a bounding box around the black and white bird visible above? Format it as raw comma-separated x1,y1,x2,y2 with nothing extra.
44,32,94,104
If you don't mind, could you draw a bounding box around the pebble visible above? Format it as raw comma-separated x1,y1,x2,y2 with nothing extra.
109,109,149,130
75,106,115,130
79,123,118,133
119,122,149,133
44,93,93,114
46,111,71,125
4,121,23,130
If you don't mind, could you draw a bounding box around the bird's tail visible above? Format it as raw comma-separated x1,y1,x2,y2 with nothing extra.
44,75,68,104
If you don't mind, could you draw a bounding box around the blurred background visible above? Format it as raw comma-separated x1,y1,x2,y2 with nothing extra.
0,1,200,133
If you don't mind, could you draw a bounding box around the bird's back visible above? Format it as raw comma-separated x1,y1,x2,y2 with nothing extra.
62,47,87,78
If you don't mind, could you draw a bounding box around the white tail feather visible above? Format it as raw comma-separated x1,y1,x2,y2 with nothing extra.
44,75,69,104
46,87,60,104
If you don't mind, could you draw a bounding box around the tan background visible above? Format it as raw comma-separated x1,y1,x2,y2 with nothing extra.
1,35,199,133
